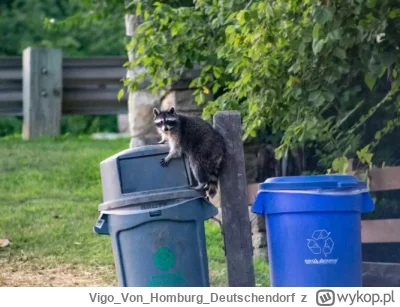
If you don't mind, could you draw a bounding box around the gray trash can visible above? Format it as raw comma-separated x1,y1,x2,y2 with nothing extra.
93,145,218,287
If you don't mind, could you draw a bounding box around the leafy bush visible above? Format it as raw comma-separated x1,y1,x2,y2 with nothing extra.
0,0,125,56
60,115,118,135
0,0,125,137
0,116,22,137
121,0,400,172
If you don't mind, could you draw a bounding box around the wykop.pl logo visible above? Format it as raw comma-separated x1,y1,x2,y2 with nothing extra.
316,289,395,306
316,290,335,306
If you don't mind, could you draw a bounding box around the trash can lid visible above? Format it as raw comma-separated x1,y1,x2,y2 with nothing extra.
98,188,204,211
259,174,367,191
251,175,374,216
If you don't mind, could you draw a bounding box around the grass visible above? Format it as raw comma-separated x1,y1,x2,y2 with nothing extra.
0,135,269,286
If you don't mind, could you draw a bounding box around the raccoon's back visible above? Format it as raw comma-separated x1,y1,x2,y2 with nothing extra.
178,114,225,156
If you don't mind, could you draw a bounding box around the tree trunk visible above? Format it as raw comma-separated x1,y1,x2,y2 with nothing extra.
124,14,161,148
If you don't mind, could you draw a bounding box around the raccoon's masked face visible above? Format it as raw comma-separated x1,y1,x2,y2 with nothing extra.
153,106,179,132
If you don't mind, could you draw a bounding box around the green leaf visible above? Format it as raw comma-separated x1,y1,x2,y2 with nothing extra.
136,2,142,15
366,0,377,8
213,67,222,79
225,25,235,35
137,42,145,54
195,92,205,105
117,88,125,101
312,24,320,39
298,42,306,55
356,145,373,164
293,87,302,99
332,156,349,174
204,65,213,72
381,52,398,67
334,48,346,60
249,102,258,114
364,73,377,90
212,83,220,94
171,22,180,37
323,91,335,102
312,39,325,55
329,29,343,40
306,83,319,91
308,90,325,106
189,78,198,88
389,9,400,18
242,71,251,84
236,10,247,26
144,10,150,21
233,36,240,47
314,7,334,25
391,78,400,91
378,66,387,78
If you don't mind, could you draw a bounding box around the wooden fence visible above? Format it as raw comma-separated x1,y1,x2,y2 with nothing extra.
346,162,400,287
348,165,400,249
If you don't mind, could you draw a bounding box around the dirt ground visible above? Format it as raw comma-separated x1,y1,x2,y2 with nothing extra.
0,259,117,287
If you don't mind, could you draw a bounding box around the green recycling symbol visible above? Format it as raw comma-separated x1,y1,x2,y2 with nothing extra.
153,247,175,271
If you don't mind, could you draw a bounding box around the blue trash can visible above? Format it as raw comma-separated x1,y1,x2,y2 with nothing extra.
251,175,375,287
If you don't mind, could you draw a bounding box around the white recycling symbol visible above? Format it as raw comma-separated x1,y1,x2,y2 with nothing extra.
307,229,334,257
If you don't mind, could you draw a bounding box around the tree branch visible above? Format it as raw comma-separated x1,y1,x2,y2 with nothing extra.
245,0,254,10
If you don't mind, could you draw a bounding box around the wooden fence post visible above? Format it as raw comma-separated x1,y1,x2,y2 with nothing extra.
22,47,62,139
213,111,256,287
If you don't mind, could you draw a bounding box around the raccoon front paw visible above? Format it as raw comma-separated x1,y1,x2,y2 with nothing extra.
157,140,166,144
160,158,169,167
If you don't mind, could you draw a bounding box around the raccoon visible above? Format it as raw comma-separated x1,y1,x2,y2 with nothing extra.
153,106,226,198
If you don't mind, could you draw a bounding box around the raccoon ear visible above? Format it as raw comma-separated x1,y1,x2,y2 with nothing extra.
168,106,175,114
153,108,160,116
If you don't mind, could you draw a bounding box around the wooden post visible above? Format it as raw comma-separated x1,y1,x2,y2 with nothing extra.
22,47,62,139
213,111,256,287
347,158,354,173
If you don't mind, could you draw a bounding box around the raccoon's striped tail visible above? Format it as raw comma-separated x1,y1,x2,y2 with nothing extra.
207,170,220,198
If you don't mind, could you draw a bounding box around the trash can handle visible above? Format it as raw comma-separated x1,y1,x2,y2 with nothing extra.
338,182,365,188
144,196,218,221
93,212,109,235
161,196,218,220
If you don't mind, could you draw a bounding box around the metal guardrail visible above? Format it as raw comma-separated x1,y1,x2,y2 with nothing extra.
0,56,129,116
0,47,201,140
